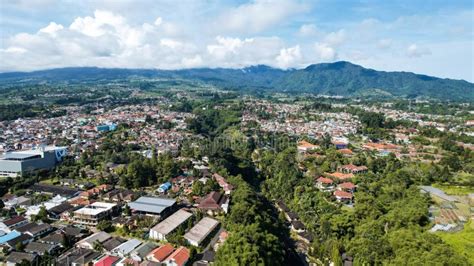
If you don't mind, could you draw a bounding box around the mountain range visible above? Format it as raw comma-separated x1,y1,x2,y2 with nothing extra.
1,61,472,101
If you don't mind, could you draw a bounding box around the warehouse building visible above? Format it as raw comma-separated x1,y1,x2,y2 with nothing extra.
149,209,193,241
184,217,219,247
128,196,176,217
0,146,67,177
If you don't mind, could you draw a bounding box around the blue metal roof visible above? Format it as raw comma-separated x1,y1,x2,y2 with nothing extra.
0,230,21,244
128,196,175,214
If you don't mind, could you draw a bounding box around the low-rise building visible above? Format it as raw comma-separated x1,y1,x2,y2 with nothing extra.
76,231,112,250
128,196,176,217
184,217,219,247
149,209,192,241
0,146,67,177
73,202,117,226
164,246,189,266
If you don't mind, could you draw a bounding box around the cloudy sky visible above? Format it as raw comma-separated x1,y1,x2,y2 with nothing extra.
1,0,473,81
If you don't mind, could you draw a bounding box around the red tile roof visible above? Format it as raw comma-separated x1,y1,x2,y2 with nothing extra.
166,247,190,266
148,244,174,262
327,172,354,180
316,177,333,184
94,255,119,266
334,190,353,199
338,182,356,190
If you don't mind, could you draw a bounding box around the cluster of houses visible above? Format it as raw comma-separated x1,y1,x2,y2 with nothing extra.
315,164,367,205
0,166,235,265
0,104,194,164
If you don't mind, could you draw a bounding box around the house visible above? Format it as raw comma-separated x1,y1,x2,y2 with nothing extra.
3,233,33,250
164,246,190,266
291,220,306,233
5,251,38,266
146,243,175,263
297,140,319,153
130,242,158,262
28,183,79,198
334,190,353,203
0,230,21,245
94,255,120,266
48,202,75,220
198,192,229,215
149,209,192,241
332,141,348,149
338,182,356,193
116,258,140,266
212,173,233,195
0,216,28,230
72,202,118,226
24,241,58,255
102,189,136,203
76,231,112,249
158,182,172,193
103,237,126,252
128,196,176,217
38,232,66,247
57,248,101,266
326,172,354,181
337,164,368,174
80,184,112,199
16,223,53,239
184,217,219,247
111,238,142,257
197,249,215,265
338,148,353,156
316,177,334,191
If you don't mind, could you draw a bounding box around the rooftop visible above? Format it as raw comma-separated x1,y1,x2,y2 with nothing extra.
151,209,192,236
129,196,176,214
184,217,219,245
74,202,116,216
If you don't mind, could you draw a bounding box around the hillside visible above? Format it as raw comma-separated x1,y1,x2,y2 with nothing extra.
0,61,472,101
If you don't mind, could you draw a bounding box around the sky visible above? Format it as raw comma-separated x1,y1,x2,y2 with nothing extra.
0,0,473,81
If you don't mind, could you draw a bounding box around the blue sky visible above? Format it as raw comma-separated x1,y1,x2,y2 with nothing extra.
1,0,473,81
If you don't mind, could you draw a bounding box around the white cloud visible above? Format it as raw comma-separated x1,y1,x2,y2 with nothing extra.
0,47,27,54
406,44,431,58
215,0,306,34
323,29,346,46
160,38,183,49
377,38,392,49
39,22,64,36
154,17,163,26
298,24,319,37
207,36,255,60
314,43,337,61
276,45,302,68
181,55,203,68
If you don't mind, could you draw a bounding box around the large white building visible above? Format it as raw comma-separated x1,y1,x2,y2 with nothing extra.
149,209,193,241
0,146,67,177
72,202,117,226
184,217,219,247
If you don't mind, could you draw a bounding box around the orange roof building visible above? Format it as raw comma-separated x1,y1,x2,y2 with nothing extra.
146,244,175,262
165,247,190,266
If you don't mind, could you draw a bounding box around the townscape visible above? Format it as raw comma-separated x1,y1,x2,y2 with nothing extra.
1,1,474,265
0,85,473,265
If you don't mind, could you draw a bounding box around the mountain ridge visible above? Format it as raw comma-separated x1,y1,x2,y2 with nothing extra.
0,61,472,101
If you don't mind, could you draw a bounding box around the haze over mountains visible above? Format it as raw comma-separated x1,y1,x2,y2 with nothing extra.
1,61,472,101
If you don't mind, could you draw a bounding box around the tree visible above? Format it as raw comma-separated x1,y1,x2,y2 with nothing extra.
33,206,50,223
97,220,114,232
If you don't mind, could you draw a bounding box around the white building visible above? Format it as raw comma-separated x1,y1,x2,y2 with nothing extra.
149,209,192,241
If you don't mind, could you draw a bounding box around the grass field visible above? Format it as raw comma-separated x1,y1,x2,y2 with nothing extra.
436,221,474,265
432,183,474,196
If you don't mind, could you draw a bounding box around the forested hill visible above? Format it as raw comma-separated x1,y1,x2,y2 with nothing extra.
1,61,473,101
